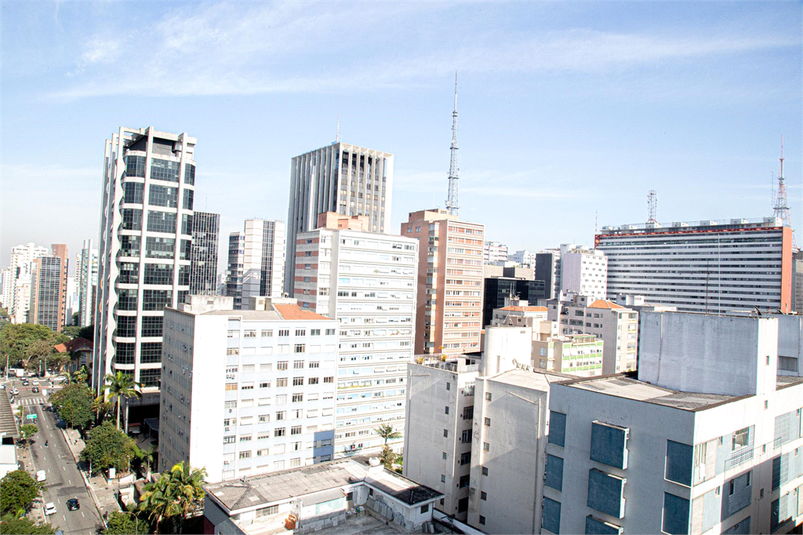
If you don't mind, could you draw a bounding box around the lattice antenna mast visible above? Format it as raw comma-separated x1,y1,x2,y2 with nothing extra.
773,136,791,227
445,72,460,216
647,190,658,223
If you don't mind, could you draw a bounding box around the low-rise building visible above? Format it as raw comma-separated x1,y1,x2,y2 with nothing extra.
159,295,339,483
533,333,603,377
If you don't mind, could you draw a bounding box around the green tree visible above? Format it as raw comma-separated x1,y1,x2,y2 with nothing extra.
104,371,142,429
77,324,94,342
70,365,90,385
139,462,207,534
18,424,38,449
379,445,396,470
91,393,113,425
374,424,401,445
0,514,55,534
50,383,94,429
81,421,137,475
0,470,42,516
102,510,149,535
0,323,68,371
62,325,82,339
133,445,156,478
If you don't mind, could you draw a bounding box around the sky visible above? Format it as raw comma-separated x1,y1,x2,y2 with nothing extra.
1,0,801,272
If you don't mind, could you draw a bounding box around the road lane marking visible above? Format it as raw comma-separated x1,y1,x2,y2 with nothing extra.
81,511,85,518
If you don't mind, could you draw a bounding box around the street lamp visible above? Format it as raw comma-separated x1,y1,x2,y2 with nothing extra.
119,509,139,535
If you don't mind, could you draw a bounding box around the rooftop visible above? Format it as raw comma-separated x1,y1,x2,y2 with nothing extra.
499,306,548,312
273,304,331,321
54,337,93,353
598,217,785,235
0,391,19,440
587,300,625,310
559,375,744,411
491,368,574,391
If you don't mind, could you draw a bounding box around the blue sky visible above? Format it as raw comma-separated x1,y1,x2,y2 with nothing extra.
1,1,801,270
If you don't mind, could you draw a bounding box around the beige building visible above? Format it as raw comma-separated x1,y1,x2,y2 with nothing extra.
403,209,484,357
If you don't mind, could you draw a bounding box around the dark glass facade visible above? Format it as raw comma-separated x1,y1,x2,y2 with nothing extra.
482,277,548,327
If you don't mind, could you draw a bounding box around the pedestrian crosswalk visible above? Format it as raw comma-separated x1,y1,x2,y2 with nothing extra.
15,397,46,406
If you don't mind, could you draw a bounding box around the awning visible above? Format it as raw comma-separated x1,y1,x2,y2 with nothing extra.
300,488,346,505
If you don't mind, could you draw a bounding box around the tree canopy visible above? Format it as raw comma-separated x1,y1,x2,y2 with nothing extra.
102,510,149,535
50,383,94,429
18,424,38,449
0,470,41,516
104,371,142,429
139,462,207,534
374,424,401,445
0,323,68,371
78,324,94,342
81,421,137,474
0,514,55,534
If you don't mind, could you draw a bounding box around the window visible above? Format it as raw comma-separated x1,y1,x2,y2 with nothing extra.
276,378,288,387
279,329,290,337
276,411,285,421
147,211,177,233
483,442,490,451
590,421,629,469
485,393,492,401
445,406,450,415
484,417,491,426
662,492,690,535
239,435,252,442
295,344,305,353
442,452,447,460
277,361,288,371
665,440,693,486
479,516,486,526
420,504,429,514
542,497,560,533
308,377,319,385
223,436,235,444
291,426,302,435
480,491,487,501
441,475,446,483
443,429,448,438
548,411,567,447
482,466,489,476
292,393,303,403
239,451,251,459
587,469,625,518
275,428,286,437
545,454,564,491
293,377,304,386
309,361,320,368
733,427,750,450
458,475,469,488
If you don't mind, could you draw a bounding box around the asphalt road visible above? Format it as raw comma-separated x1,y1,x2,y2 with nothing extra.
24,394,102,535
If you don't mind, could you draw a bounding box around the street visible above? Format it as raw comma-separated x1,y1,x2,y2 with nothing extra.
16,382,103,535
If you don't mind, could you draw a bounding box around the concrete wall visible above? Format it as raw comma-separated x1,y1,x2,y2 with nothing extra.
481,326,532,376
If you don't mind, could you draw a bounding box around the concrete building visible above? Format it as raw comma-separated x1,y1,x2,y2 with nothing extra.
6,242,49,323
533,333,604,377
203,457,442,535
560,244,607,301
548,295,639,375
189,211,220,296
544,312,803,535
0,268,12,311
28,246,68,332
158,295,339,483
403,209,484,357
226,219,286,309
77,239,98,327
483,241,508,265
295,213,418,456
404,357,480,521
508,249,536,268
535,249,562,300
94,126,197,428
285,142,394,296
482,277,547,327
596,218,795,314
793,249,802,313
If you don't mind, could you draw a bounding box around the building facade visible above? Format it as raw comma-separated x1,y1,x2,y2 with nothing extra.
77,239,99,327
536,249,562,300
94,126,197,427
509,249,536,268
285,142,394,295
159,296,339,483
226,220,286,309
295,213,418,456
596,218,795,314
403,209,484,357
189,211,220,296
6,242,49,324
560,245,607,301
483,241,508,265
29,251,66,331
482,277,547,327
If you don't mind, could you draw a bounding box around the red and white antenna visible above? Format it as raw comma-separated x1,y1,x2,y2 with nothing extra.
647,190,658,223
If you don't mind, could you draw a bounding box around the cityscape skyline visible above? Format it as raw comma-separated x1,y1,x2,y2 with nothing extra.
1,1,801,270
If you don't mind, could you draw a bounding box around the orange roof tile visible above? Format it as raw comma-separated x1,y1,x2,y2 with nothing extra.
273,304,332,321
588,300,625,310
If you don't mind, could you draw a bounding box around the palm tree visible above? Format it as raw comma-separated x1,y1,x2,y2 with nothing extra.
133,445,156,478
374,424,401,445
103,371,142,430
139,462,206,533
91,394,113,425
169,462,207,523
139,476,177,534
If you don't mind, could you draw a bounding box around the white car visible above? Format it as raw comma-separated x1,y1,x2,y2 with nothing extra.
44,502,57,515
32,380,40,386
36,470,46,482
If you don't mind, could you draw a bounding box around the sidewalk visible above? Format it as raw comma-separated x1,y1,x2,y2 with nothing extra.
16,442,47,525
61,426,122,523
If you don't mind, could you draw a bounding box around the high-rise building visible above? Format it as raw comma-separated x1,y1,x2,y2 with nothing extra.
509,249,536,268
7,242,48,323
0,268,12,311
189,211,220,296
403,209,484,357
158,295,339,483
285,143,394,295
597,218,795,314
226,219,285,309
77,239,99,327
482,277,547,327
560,244,607,301
295,212,418,456
792,249,802,313
483,241,508,265
94,127,196,429
29,245,68,331
535,249,561,300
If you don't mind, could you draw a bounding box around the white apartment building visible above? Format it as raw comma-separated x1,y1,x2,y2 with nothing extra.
285,142,394,295
0,268,12,311
77,239,98,327
560,245,608,301
94,127,196,426
159,295,339,483
548,295,639,374
509,249,536,268
294,213,418,456
483,241,508,265
226,219,286,309
596,218,795,314
543,312,803,535
404,357,480,521
7,242,48,323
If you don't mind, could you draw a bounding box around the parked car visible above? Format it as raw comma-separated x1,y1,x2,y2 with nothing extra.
11,388,19,395
44,502,56,515
32,380,39,386
66,498,79,511
37,470,47,482
21,380,29,386
32,387,39,393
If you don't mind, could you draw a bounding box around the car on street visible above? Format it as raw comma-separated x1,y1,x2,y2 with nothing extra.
44,502,57,515
11,388,19,395
37,470,47,482
66,498,80,511
32,379,39,386
32,387,40,393
21,380,29,386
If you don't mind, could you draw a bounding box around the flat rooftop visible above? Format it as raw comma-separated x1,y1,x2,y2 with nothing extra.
490,368,575,391
559,375,743,411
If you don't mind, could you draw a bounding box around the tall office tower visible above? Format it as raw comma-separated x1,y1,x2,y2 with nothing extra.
285,143,394,295
189,211,220,296
559,244,607,301
483,241,508,265
29,245,68,331
226,220,285,309
403,209,484,357
7,242,49,323
77,239,99,327
793,249,802,313
159,295,339,483
94,127,196,429
295,212,418,457
597,218,795,314
535,249,561,300
0,268,12,310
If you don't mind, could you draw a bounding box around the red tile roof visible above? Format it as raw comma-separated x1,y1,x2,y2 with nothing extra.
588,300,625,310
273,304,332,321
54,337,94,353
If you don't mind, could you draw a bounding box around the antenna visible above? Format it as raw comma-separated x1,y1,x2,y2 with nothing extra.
445,72,460,216
772,135,795,245
335,115,341,143
647,190,658,223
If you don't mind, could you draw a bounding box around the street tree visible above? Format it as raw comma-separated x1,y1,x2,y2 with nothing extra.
0,514,55,534
50,383,93,429
62,325,82,339
91,393,113,425
102,510,149,535
81,421,137,475
77,324,94,342
0,470,42,516
104,371,142,429
0,323,68,371
18,424,38,449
